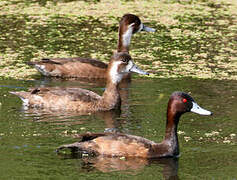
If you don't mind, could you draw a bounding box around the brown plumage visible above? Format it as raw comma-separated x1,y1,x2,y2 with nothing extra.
57,92,212,158
27,14,155,79
10,52,148,112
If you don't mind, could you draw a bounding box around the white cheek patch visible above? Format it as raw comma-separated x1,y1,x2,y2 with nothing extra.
138,23,144,32
109,61,123,84
124,60,134,73
122,23,134,47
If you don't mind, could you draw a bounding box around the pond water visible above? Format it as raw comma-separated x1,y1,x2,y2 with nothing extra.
0,77,236,179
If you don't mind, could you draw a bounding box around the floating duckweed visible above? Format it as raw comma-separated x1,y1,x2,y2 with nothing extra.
0,0,236,80
230,134,236,139
177,131,185,135
204,131,220,137
184,136,191,142
223,140,231,144
62,130,69,134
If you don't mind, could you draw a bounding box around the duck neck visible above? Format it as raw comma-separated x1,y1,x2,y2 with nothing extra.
163,108,181,156
117,26,133,53
100,77,121,111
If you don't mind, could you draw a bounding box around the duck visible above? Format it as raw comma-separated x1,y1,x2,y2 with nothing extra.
10,52,148,112
57,91,212,158
27,14,155,79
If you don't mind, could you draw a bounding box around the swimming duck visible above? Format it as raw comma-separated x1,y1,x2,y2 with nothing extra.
10,52,148,112
57,92,212,158
27,14,155,79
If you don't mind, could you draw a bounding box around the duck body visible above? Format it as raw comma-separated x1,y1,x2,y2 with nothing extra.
57,132,174,158
28,14,155,79
57,92,212,158
10,52,148,112
11,87,106,111
28,57,108,79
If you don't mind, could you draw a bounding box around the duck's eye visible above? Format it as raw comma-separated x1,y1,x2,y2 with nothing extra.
121,59,128,63
183,98,187,103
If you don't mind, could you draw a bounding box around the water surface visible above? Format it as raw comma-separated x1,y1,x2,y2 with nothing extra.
0,77,236,179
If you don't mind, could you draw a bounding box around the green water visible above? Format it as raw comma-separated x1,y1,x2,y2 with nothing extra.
0,77,236,179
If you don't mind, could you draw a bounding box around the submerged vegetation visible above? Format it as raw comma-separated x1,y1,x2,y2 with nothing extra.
0,0,236,80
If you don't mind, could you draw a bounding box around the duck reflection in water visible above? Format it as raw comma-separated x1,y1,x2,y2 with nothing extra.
19,106,122,130
59,153,179,180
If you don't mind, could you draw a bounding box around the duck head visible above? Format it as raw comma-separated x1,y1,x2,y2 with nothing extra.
107,52,149,84
168,92,212,119
120,14,156,34
118,14,156,52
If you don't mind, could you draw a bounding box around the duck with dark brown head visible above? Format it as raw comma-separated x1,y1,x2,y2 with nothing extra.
57,92,212,158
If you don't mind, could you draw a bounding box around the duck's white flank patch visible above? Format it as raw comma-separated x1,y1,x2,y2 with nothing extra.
122,23,134,47
19,97,29,106
109,61,123,84
35,64,50,76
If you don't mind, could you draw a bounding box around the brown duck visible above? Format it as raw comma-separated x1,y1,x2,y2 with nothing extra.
27,14,155,79
57,92,212,158
10,52,148,112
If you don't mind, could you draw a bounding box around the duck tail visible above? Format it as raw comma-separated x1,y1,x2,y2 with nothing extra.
9,91,30,106
27,61,37,66
56,142,85,153
27,58,52,66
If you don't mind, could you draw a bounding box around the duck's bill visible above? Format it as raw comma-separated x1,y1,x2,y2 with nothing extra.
191,102,212,116
142,25,156,32
129,64,149,75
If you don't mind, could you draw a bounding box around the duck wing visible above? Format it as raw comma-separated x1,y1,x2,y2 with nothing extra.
57,132,156,157
10,87,101,108
27,58,108,78
29,58,108,68
48,87,101,102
